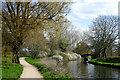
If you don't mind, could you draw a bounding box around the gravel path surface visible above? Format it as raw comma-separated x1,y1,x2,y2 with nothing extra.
19,57,43,79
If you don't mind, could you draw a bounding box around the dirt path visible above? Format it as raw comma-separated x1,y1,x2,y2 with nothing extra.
19,57,43,79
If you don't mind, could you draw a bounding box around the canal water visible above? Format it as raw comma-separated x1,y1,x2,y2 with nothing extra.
62,60,120,78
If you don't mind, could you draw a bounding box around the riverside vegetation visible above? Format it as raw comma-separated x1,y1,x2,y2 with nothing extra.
25,57,73,80
89,56,120,68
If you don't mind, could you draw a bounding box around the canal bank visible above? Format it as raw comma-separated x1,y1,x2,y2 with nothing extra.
89,58,120,69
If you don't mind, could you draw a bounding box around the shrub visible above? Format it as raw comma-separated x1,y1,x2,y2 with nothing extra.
59,52,69,61
96,56,120,63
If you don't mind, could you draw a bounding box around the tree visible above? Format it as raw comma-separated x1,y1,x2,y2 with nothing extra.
2,2,71,63
45,17,71,55
2,25,12,57
59,25,80,52
59,39,68,52
74,41,90,55
24,28,48,59
118,17,120,56
88,16,118,58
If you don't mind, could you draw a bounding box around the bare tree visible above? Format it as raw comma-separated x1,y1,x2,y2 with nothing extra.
118,17,120,56
88,16,118,58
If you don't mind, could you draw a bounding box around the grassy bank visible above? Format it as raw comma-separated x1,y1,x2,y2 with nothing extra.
2,63,23,80
89,57,120,68
2,55,23,80
0,65,2,80
25,57,73,80
19,54,30,57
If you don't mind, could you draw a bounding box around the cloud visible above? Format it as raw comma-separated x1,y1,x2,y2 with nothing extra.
67,0,120,32
73,25,89,33
70,0,119,19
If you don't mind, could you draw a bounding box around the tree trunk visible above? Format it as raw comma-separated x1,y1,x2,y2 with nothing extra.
103,48,107,58
94,49,101,58
12,51,20,63
118,43,120,56
32,53,36,59
12,46,20,63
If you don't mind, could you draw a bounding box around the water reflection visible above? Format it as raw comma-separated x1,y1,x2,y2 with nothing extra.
62,60,120,78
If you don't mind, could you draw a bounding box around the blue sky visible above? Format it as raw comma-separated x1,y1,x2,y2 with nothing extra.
67,0,119,32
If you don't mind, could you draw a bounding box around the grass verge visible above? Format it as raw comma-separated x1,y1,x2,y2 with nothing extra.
89,58,120,68
25,57,73,80
19,54,30,58
2,63,23,80
2,55,23,80
0,66,2,80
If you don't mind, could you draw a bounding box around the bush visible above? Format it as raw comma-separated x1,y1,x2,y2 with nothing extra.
59,52,69,61
105,56,120,63
96,56,120,63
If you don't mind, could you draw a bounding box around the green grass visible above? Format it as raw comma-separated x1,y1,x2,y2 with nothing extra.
2,55,23,80
0,66,2,80
19,54,30,58
2,63,23,79
90,57,120,67
25,57,73,80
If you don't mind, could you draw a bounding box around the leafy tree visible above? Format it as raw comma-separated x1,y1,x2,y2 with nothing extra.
2,2,71,63
59,39,68,52
24,28,48,59
74,41,89,55
2,45,11,57
59,25,80,52
46,17,71,55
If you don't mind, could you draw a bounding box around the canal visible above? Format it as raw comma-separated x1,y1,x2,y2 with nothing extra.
62,60,120,78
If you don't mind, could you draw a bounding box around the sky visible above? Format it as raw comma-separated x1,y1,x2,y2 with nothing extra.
67,0,120,32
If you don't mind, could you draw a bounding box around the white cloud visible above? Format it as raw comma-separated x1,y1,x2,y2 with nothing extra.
67,0,120,32
69,0,119,20
73,25,89,33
